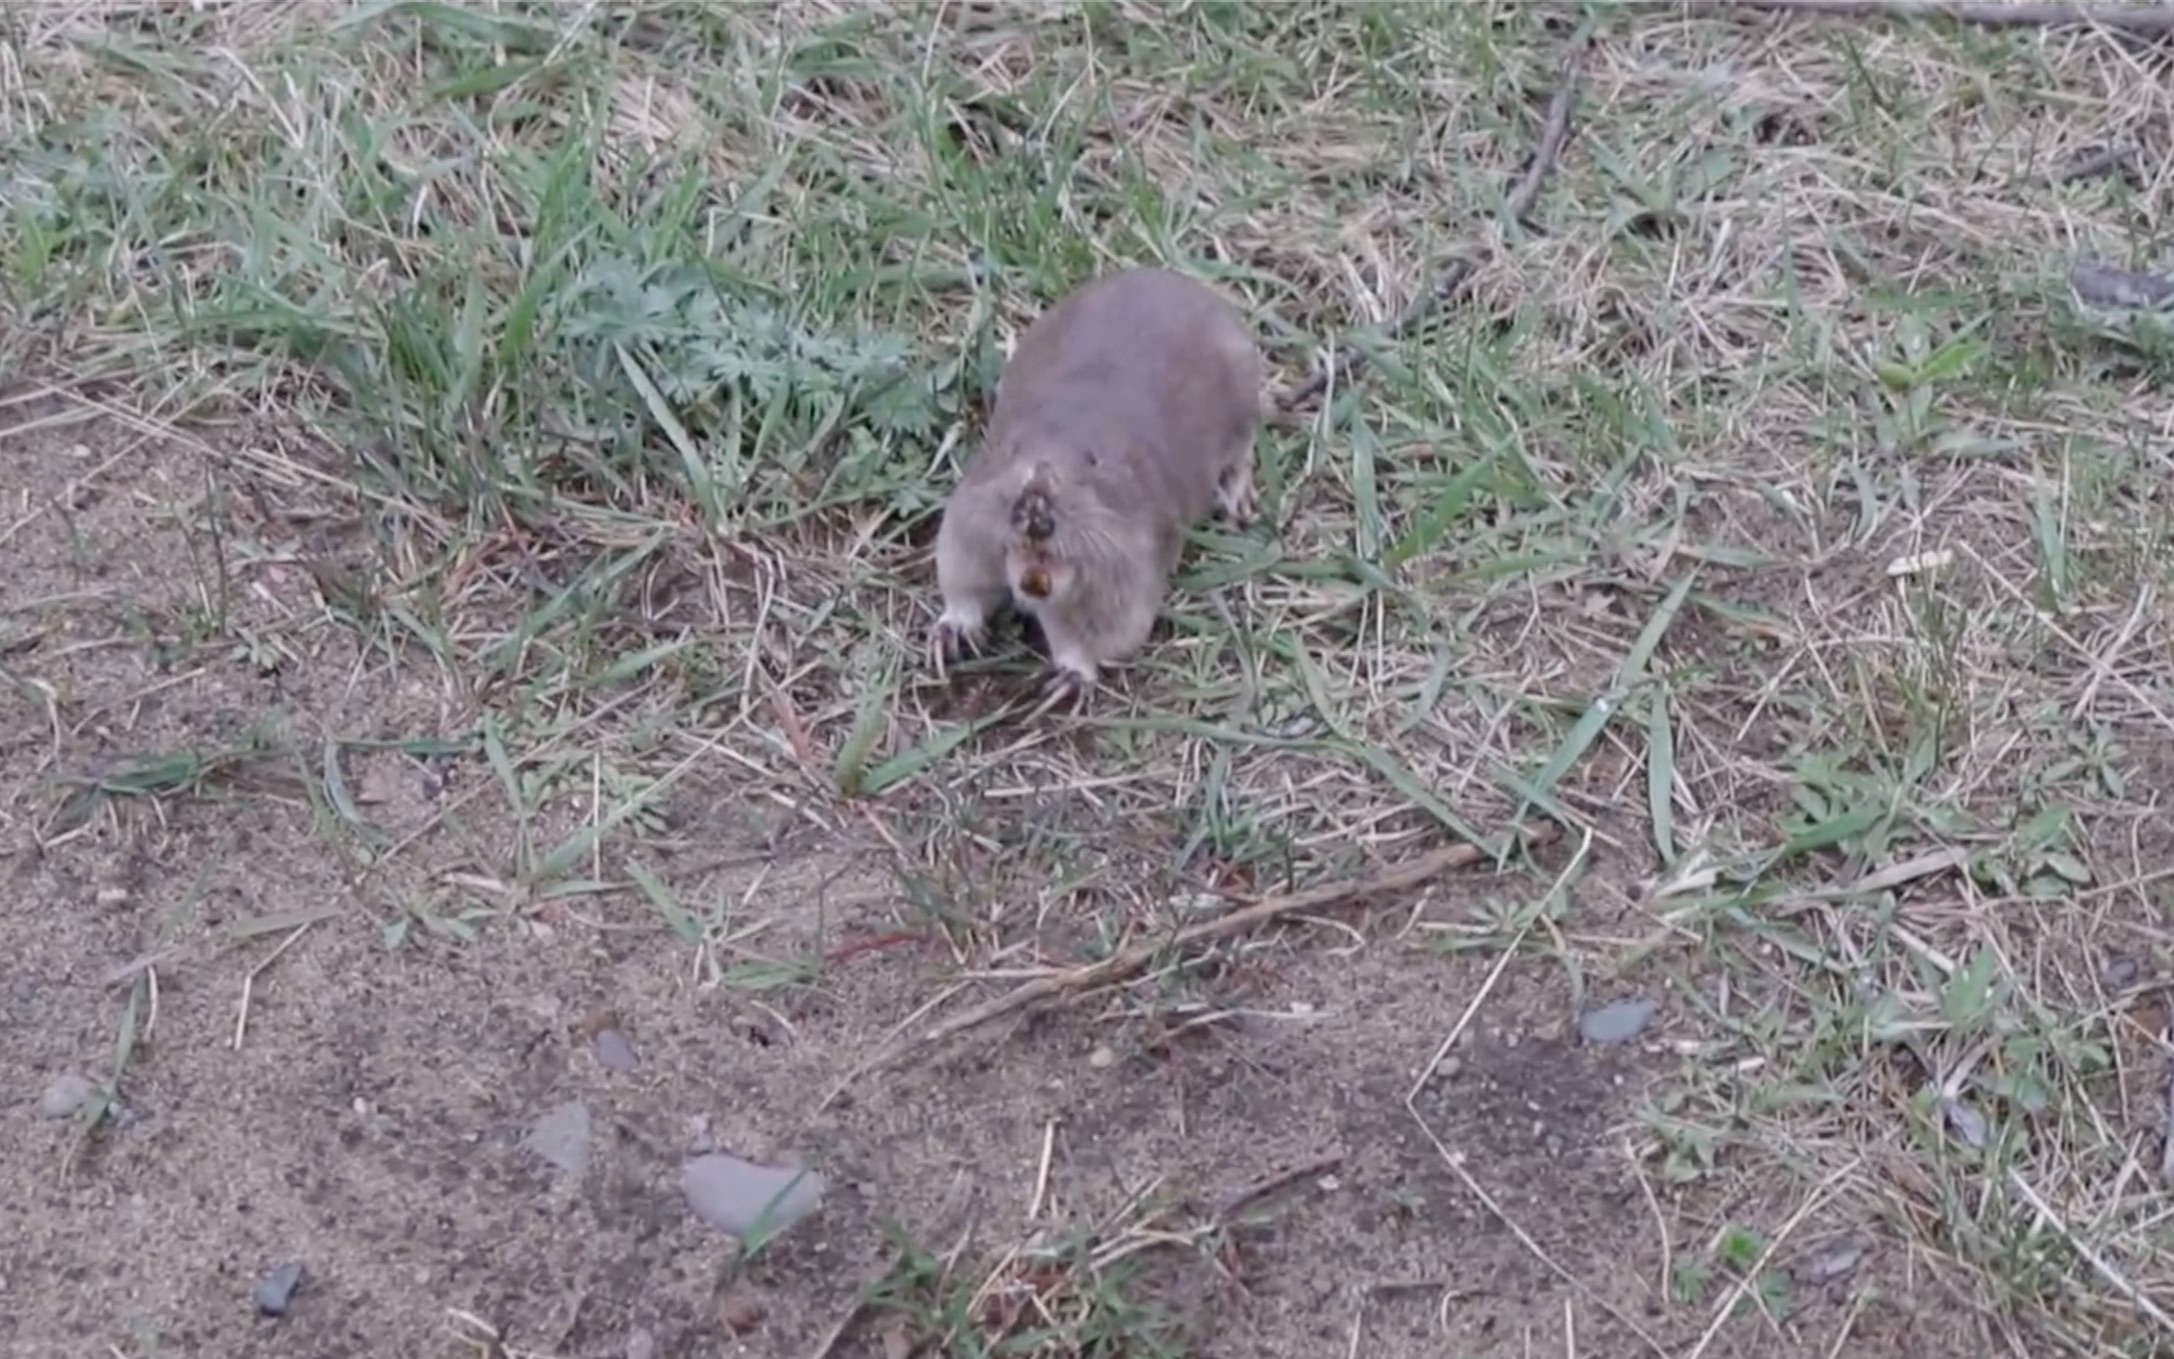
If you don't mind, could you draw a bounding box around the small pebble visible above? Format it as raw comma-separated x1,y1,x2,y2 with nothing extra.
1087,1044,1117,1070
252,1261,304,1317
624,1327,657,1359
523,1101,593,1177
2103,956,2141,990
719,1291,767,1335
682,1153,825,1242
592,1027,639,1072
40,1074,97,1120
1799,1236,1867,1285
1941,1096,1989,1150
1578,997,1657,1045
685,1114,715,1154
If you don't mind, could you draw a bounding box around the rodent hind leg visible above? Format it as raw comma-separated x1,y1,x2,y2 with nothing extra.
1031,573,1162,711
1214,449,1259,527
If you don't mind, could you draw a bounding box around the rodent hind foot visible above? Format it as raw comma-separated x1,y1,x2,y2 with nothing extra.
1030,661,1094,715
1216,468,1259,527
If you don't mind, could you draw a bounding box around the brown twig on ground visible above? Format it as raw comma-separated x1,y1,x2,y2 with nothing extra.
1212,1152,1345,1222
1276,38,1588,413
839,822,1560,1090
2071,259,2174,310
1677,0,2174,36
2052,143,2141,185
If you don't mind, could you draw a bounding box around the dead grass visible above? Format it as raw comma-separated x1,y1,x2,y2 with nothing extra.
6,0,2174,1355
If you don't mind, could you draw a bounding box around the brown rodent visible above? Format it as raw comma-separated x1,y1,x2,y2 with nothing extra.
928,267,1264,701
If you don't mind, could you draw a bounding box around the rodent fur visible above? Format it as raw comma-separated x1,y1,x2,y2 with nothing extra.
930,266,1263,698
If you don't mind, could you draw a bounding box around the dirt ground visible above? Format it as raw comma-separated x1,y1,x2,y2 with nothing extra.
0,395,2012,1359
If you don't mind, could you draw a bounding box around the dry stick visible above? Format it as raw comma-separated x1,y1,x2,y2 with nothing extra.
1278,38,1587,413
2053,143,2140,185
839,823,1561,1088
1213,1152,1346,1222
2071,260,2174,310
1677,0,2174,36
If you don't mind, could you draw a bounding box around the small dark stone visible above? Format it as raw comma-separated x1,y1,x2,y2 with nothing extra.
253,1261,304,1317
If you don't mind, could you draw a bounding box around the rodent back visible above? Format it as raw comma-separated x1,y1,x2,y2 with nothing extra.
985,269,1261,528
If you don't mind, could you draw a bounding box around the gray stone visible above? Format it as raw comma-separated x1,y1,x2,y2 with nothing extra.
252,1261,304,1317
523,1101,593,1177
592,1027,639,1072
40,1074,96,1119
1577,997,1657,1045
682,1153,825,1243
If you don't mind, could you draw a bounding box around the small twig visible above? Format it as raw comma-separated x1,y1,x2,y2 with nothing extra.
2052,142,2140,185
858,822,1560,1081
2159,1060,2174,1182
1679,0,2174,36
1028,1118,1056,1220
2071,583,2157,721
1213,1152,1345,1223
1279,35,1588,412
2071,259,2174,311
231,922,313,1051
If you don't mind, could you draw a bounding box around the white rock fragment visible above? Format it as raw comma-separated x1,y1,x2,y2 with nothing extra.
523,1101,593,1177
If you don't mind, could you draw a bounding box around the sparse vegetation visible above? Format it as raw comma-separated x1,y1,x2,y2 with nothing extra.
5,2,2174,1356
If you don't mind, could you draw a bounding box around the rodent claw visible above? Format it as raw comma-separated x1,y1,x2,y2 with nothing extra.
929,618,985,680
1038,665,1092,712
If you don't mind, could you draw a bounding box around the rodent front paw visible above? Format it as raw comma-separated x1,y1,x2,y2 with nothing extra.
929,617,988,679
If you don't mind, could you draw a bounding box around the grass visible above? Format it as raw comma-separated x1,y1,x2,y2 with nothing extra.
7,0,2174,1355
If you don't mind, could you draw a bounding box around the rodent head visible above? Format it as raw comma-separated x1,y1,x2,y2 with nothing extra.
1009,477,1058,546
